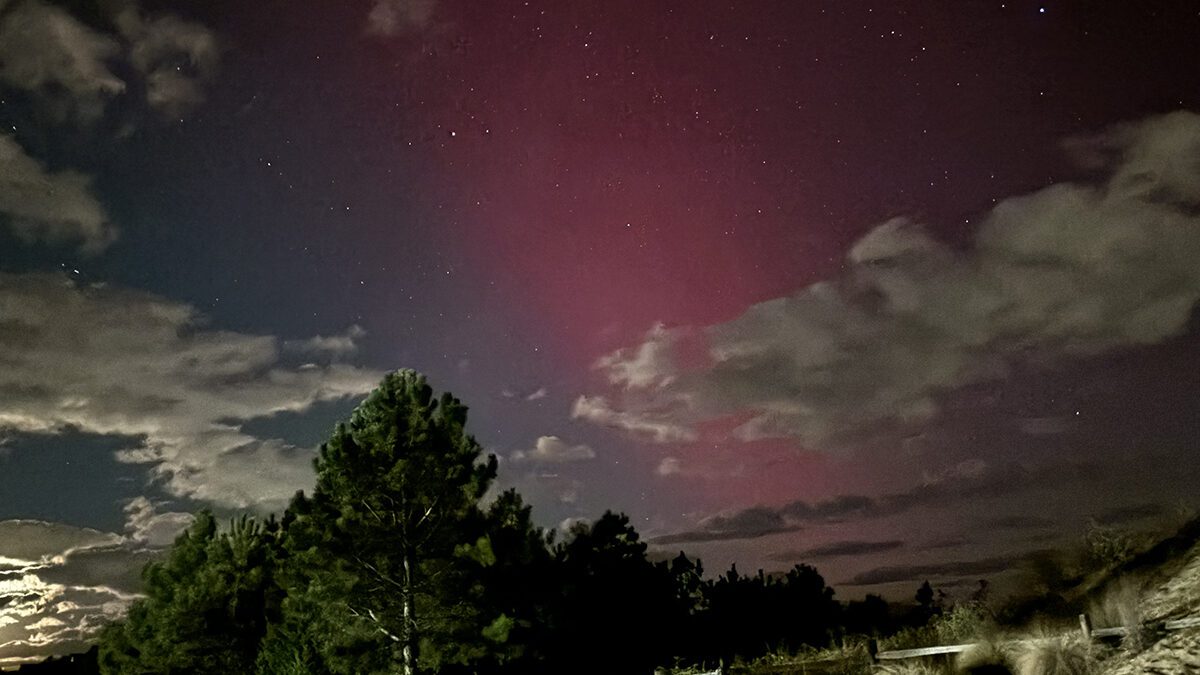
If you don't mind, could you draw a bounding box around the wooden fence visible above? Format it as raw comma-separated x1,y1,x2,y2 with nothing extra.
871,612,1200,662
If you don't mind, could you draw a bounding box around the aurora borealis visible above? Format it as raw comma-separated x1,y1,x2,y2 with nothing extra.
2,0,1200,665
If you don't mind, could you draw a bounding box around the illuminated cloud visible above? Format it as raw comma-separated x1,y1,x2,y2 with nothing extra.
0,520,146,668
582,112,1200,449
121,498,193,548
0,272,383,512
570,395,697,444
656,457,681,476
511,435,595,463
284,324,367,358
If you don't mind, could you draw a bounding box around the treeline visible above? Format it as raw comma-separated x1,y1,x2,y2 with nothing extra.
94,371,927,674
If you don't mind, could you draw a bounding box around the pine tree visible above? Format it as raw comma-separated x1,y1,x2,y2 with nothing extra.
98,512,281,674
264,370,497,675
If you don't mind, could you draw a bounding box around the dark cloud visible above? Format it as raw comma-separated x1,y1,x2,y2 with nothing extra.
650,459,1094,545
580,112,1200,450
982,515,1057,531
650,506,802,545
915,536,972,551
844,550,1054,586
768,540,904,562
1094,502,1170,526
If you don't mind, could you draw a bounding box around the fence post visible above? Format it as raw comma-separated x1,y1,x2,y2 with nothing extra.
1079,613,1092,641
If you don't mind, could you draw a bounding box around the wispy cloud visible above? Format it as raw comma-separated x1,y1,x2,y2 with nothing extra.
768,540,904,563
650,506,802,545
511,435,595,463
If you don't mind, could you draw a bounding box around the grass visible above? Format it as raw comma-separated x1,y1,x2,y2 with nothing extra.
1010,634,1102,675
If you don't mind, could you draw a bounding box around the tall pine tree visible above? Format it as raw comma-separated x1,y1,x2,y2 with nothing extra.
263,370,498,675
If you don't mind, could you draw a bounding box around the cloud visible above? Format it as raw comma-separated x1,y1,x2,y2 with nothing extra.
114,5,220,117
500,386,548,401
366,0,437,36
768,540,904,562
571,395,697,443
0,0,218,122
0,134,115,254
121,497,193,548
1093,502,1169,526
844,550,1053,586
656,457,681,476
0,272,383,512
0,0,125,123
0,520,147,668
595,323,678,390
0,522,121,566
580,111,1200,449
284,325,367,358
558,516,589,534
511,435,595,463
651,459,1088,545
650,506,802,545
982,515,1057,531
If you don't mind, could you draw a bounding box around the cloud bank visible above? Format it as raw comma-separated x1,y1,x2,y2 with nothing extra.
650,459,1087,545
0,519,174,668
580,111,1200,449
0,272,383,512
768,540,904,563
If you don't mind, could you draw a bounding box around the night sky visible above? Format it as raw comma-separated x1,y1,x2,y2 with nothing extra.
3,0,1200,665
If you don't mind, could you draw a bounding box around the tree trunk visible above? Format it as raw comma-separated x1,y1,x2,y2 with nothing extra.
402,548,416,675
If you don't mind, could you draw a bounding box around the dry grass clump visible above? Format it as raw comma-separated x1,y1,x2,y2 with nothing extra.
874,659,947,674
955,640,1014,674
1086,576,1158,653
1010,635,1100,675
